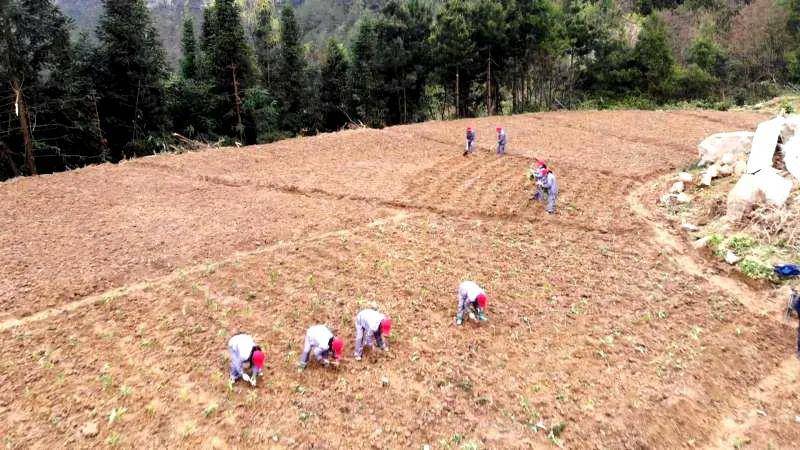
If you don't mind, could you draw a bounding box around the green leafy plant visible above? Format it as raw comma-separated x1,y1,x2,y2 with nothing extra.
108,407,127,425
739,258,773,280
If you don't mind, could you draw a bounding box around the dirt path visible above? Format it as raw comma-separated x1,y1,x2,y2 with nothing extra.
627,174,799,448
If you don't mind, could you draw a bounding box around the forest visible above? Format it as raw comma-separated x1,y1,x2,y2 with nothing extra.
2,0,799,180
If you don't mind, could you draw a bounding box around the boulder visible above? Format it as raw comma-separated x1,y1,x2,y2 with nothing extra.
780,114,800,143
700,172,714,187
756,167,793,206
681,223,700,232
746,117,784,174
726,174,765,222
719,164,734,176
678,172,694,183
698,131,754,166
726,168,793,221
669,181,685,193
783,135,800,182
720,152,736,166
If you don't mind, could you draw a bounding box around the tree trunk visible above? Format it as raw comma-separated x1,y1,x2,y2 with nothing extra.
11,82,36,175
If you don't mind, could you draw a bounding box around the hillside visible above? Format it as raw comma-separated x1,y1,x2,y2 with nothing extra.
54,0,388,65
4,110,799,448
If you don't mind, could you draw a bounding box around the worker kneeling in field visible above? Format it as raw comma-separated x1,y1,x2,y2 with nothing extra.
464,127,476,156
354,309,392,361
228,333,265,387
456,280,489,325
299,325,344,369
496,127,507,155
786,287,800,358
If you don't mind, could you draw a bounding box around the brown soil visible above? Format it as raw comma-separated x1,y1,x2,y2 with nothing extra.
3,109,798,449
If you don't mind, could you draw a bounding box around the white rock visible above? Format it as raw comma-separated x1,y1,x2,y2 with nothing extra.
726,168,792,221
81,421,99,438
720,152,735,166
681,223,700,232
700,172,714,187
780,114,800,143
719,164,734,176
706,164,720,179
726,174,765,222
675,193,692,204
692,236,711,249
725,250,741,265
678,172,694,183
746,117,784,174
757,167,793,206
734,160,747,176
669,181,685,193
783,135,800,182
698,131,754,166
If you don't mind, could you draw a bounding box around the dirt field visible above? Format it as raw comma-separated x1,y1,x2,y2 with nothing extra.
2,109,798,449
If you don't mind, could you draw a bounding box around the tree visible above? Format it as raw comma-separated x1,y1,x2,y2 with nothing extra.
0,0,100,177
94,0,168,159
252,2,279,89
373,0,434,124
634,14,676,100
320,38,351,131
200,0,254,142
181,15,198,80
275,5,310,133
350,17,384,126
432,0,477,117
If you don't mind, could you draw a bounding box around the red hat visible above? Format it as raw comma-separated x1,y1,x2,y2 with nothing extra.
331,337,344,359
380,317,392,336
476,293,487,309
252,350,265,369
496,127,502,132
467,127,472,131
535,159,546,167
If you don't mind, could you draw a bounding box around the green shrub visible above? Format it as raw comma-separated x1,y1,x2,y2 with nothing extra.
739,258,773,280
727,235,756,253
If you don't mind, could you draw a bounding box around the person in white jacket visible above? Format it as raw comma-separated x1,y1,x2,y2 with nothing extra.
354,309,392,361
456,280,489,325
298,325,344,369
227,333,265,386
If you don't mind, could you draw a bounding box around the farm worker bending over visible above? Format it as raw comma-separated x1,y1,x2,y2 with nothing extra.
299,325,344,369
786,287,800,358
496,127,507,155
228,333,265,386
456,280,489,325
540,166,558,214
464,127,476,155
354,309,392,360
528,160,547,201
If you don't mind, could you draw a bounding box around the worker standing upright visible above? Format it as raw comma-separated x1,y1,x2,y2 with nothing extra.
464,127,476,156
541,166,559,214
496,127,507,155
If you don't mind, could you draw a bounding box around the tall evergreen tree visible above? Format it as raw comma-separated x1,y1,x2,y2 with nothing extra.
350,17,384,126
94,0,168,159
432,0,477,117
320,38,350,131
634,14,675,100
180,15,198,80
201,0,253,141
275,6,309,133
252,3,279,89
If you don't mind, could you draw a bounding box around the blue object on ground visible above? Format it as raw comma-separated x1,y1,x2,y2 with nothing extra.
774,264,800,277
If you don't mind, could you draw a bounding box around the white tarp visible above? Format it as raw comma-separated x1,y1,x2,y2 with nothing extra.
698,131,754,166
746,117,784,174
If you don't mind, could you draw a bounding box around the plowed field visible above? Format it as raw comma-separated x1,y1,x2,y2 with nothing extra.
3,110,797,449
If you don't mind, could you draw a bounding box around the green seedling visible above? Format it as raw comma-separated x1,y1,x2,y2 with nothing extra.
106,432,121,446
203,402,219,417
119,385,132,397
108,407,127,425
